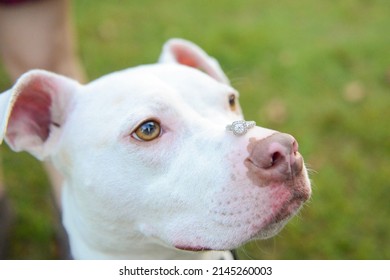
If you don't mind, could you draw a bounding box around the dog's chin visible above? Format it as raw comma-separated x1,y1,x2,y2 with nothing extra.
173,220,289,253
173,208,301,253
250,196,304,241
251,216,291,240
171,220,296,254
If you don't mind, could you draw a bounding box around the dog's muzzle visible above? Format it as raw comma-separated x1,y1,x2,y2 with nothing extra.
226,120,256,136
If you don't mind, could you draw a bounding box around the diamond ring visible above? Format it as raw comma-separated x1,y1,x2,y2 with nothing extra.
226,120,256,136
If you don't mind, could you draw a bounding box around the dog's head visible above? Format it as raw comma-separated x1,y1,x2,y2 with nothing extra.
0,39,311,258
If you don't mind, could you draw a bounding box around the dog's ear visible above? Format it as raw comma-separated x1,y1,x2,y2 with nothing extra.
0,70,80,160
159,38,230,85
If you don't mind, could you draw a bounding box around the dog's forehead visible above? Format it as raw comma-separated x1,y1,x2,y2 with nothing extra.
83,64,234,107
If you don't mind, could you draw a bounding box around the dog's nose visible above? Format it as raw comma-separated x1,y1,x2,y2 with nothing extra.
245,133,303,183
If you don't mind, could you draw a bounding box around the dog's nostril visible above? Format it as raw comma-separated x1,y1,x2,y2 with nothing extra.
271,151,283,167
292,140,298,154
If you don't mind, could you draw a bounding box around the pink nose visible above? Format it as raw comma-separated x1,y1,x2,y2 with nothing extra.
245,133,303,183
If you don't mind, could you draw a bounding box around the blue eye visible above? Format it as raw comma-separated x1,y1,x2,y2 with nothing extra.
132,120,161,141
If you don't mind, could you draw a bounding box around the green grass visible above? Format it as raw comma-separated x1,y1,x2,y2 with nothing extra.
0,0,389,259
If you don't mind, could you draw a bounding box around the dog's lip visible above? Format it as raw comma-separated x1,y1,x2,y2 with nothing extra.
252,194,304,239
174,245,212,252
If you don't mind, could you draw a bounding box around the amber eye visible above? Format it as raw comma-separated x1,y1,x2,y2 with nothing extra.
228,94,236,111
132,120,161,141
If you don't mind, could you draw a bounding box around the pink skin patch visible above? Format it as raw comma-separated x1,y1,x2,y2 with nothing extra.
170,45,222,83
9,90,52,140
259,186,305,229
6,77,55,147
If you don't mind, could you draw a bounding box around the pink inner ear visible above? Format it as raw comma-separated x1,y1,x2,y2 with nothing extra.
8,80,52,142
173,46,202,69
170,44,223,83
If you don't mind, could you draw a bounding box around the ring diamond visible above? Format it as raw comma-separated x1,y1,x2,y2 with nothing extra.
226,120,256,136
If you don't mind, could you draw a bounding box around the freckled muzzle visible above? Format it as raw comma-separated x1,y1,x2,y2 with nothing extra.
226,120,256,136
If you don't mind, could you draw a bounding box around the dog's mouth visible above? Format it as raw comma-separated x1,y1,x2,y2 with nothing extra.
174,245,212,252
253,194,304,240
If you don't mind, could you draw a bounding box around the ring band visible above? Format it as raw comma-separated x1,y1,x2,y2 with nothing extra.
226,120,256,136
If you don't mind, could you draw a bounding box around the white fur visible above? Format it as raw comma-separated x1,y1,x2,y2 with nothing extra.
0,39,311,259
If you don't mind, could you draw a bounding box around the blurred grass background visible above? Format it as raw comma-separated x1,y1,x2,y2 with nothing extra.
0,0,389,259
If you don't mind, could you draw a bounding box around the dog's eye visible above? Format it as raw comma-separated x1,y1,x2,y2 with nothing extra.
228,94,236,111
132,120,161,141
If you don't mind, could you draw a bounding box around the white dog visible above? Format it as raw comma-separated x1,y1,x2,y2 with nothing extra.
0,39,311,259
